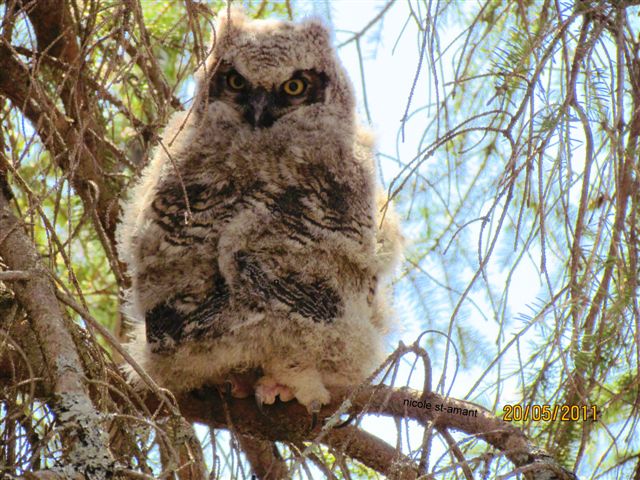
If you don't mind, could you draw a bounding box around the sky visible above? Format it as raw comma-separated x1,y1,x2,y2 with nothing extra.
323,0,542,395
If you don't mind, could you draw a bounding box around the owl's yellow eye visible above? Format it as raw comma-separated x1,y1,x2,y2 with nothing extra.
283,78,307,96
227,72,246,91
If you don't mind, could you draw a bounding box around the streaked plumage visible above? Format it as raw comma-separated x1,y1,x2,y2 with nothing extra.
117,10,401,412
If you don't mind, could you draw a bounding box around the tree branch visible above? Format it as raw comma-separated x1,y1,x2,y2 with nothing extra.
0,1,126,285
0,189,113,478
0,310,578,480
144,384,576,480
237,434,289,480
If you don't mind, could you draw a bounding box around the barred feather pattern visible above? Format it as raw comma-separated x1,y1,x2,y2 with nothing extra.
117,10,402,411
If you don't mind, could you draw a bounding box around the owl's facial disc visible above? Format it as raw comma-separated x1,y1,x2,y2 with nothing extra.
208,63,328,128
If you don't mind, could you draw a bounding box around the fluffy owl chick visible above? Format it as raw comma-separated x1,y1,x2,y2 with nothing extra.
117,10,402,414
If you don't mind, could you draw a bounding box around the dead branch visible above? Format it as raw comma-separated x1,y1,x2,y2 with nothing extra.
0,42,125,286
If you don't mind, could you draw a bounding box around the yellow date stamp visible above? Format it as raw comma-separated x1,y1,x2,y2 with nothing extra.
503,404,598,422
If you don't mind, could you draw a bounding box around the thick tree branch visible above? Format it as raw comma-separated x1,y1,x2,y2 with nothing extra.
237,434,289,480
0,310,578,480
142,384,576,480
324,425,418,479
0,190,113,478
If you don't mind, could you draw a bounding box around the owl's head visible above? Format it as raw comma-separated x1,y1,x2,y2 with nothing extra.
195,10,354,129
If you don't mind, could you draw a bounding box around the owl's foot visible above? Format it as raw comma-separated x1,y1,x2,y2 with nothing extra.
255,376,295,410
293,383,330,414
256,368,330,429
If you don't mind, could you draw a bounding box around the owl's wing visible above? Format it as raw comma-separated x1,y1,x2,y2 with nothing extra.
144,248,343,353
213,165,376,326
144,274,231,351
232,251,343,324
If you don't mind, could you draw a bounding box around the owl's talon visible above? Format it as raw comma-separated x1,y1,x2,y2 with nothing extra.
256,395,265,413
307,399,322,415
307,400,322,429
223,381,233,400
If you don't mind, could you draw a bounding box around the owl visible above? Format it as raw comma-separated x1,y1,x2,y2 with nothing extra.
117,10,402,415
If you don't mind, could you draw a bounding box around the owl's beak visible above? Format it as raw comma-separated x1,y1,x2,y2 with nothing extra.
246,88,276,128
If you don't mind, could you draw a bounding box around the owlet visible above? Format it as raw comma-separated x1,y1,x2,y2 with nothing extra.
117,10,402,414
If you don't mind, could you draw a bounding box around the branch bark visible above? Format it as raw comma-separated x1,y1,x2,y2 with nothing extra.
237,434,289,480
0,189,114,478
145,385,577,480
0,302,576,480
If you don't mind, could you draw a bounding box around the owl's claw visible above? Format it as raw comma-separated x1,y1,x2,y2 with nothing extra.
219,372,259,400
308,400,322,429
256,395,265,414
223,381,233,400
